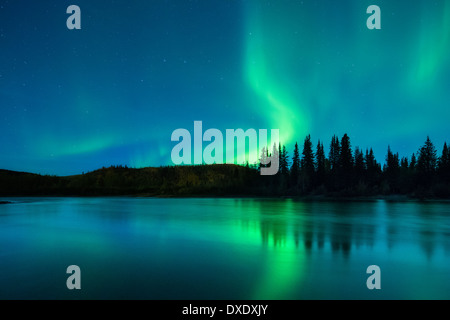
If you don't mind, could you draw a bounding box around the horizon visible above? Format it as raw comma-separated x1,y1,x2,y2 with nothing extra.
1,132,447,177
1,0,450,175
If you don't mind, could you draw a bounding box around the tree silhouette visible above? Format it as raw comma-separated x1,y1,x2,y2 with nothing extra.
315,140,326,187
2,134,450,199
277,144,289,191
338,134,353,189
354,146,365,182
438,142,450,183
280,144,289,175
301,135,315,192
259,146,269,174
328,135,340,189
291,142,300,188
385,146,400,193
410,153,417,171
365,148,380,188
417,136,437,188
329,135,340,172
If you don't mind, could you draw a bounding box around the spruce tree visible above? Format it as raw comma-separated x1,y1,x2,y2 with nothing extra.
315,140,326,187
410,153,417,170
365,148,379,187
291,142,300,188
300,135,315,192
400,157,409,169
339,134,354,188
385,146,400,192
301,135,315,177
354,147,365,182
438,142,450,182
259,146,268,173
417,136,437,187
385,146,400,172
329,135,340,172
280,145,289,176
328,135,340,190
417,136,437,174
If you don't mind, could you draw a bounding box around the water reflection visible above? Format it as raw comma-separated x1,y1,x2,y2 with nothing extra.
232,199,450,261
235,199,380,258
382,201,450,260
1,197,450,299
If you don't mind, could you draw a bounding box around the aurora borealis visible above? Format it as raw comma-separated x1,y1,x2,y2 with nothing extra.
1,0,450,175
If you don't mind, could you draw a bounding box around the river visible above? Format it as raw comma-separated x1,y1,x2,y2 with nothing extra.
0,197,449,299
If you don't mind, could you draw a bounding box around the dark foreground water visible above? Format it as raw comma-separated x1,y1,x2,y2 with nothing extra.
0,197,450,299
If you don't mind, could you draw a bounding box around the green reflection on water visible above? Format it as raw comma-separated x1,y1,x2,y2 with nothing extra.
2,197,450,299
228,199,307,299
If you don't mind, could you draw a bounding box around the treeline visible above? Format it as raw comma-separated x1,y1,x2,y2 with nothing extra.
1,135,449,198
257,134,450,198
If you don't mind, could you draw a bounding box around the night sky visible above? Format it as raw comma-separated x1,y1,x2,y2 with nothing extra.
1,0,450,175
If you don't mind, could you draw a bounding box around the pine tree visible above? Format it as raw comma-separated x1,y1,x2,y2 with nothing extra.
385,146,400,172
365,148,376,169
399,156,411,193
272,143,278,159
259,146,268,173
438,142,450,183
338,134,354,188
328,135,340,190
278,143,282,172
365,148,379,187
400,157,409,169
329,135,340,172
301,135,315,176
280,145,289,176
315,140,326,187
354,147,365,182
417,136,437,174
291,142,300,188
417,136,437,187
280,144,290,191
271,142,279,175
410,153,417,171
301,135,315,192
384,146,400,193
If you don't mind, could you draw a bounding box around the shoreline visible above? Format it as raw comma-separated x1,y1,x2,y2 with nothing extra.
1,194,449,203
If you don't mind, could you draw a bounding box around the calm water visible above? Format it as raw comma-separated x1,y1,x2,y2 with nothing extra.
1,197,450,300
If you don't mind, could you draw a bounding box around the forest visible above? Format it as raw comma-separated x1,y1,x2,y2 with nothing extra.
257,134,450,198
0,134,449,198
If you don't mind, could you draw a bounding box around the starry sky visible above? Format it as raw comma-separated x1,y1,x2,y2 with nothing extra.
1,0,450,175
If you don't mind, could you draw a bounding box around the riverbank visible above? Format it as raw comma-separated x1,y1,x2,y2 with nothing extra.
1,166,449,200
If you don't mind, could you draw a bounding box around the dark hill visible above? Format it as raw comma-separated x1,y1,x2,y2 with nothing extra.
0,165,261,197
